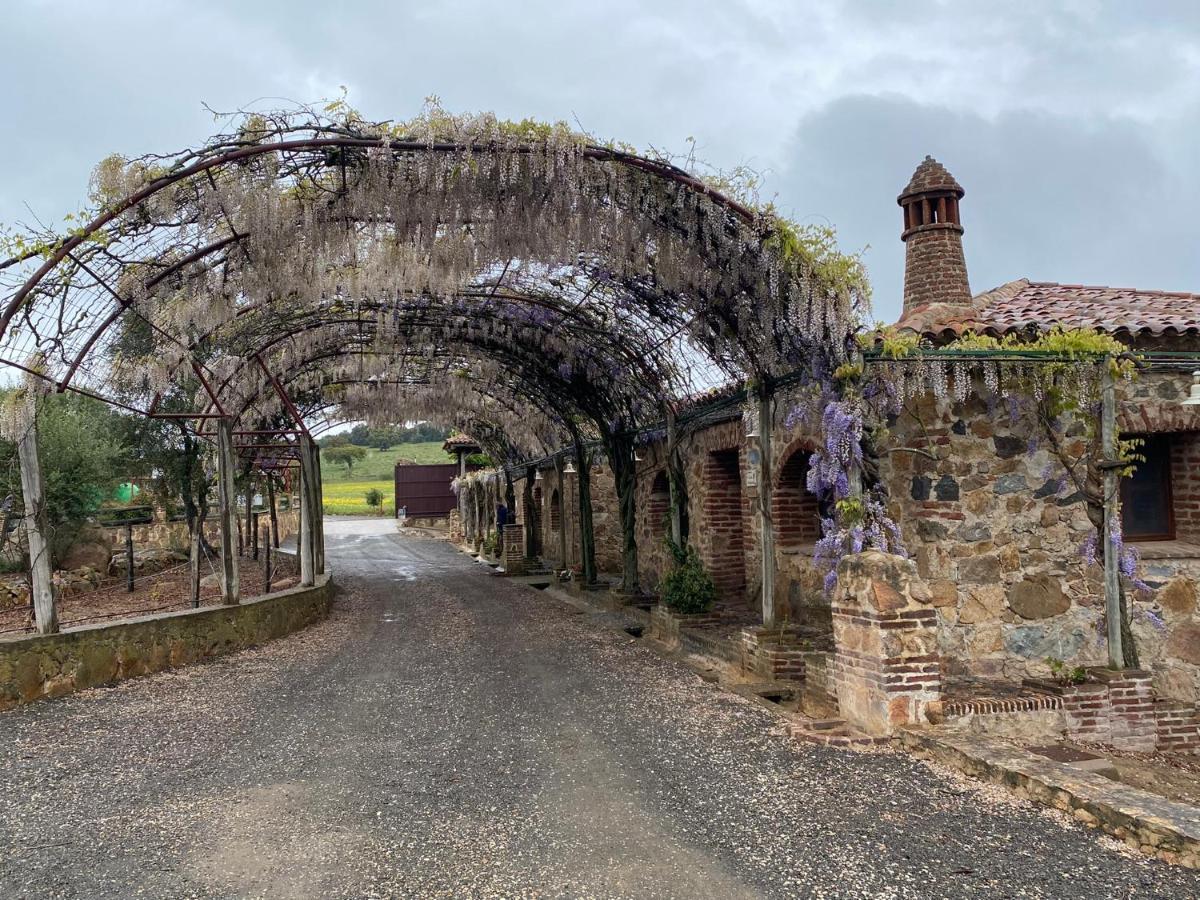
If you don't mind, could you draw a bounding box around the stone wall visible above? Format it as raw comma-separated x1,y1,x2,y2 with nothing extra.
0,572,333,711
879,370,1200,702
104,506,301,554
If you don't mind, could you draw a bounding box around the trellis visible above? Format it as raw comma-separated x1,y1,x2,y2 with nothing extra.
0,103,865,633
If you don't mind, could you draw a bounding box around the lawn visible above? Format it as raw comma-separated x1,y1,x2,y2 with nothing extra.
319,442,456,515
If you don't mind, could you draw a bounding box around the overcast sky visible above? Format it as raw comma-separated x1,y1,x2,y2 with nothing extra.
4,1,1199,322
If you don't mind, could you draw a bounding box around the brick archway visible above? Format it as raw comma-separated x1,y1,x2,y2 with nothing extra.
531,485,544,555
773,445,822,549
647,470,670,538
703,448,745,599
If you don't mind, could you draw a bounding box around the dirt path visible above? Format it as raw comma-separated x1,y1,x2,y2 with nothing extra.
0,518,1196,898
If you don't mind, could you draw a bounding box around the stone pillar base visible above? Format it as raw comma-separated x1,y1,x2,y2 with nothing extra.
502,524,525,575
831,551,941,736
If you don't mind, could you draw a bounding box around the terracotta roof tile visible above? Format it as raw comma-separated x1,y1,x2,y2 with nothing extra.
897,278,1200,343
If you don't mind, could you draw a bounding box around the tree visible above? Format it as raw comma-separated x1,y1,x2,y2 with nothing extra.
325,444,367,473
364,488,384,515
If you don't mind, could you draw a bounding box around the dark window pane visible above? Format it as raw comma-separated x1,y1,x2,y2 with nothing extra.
1122,435,1174,540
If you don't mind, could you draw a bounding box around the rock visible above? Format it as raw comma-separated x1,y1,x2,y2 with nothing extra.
929,580,958,607
993,435,1025,459
934,476,960,501
1033,479,1062,499
958,554,1001,584
956,523,992,542
1040,506,1059,528
915,519,948,542
1158,577,1197,616
1005,624,1086,659
60,529,113,572
1166,623,1200,665
1009,574,1070,619
994,474,1028,495
911,476,931,501
959,585,1006,624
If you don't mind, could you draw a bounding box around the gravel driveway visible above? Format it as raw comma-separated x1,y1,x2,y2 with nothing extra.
1,517,1197,898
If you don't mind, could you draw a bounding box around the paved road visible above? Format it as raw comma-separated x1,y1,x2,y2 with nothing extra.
1,518,1197,898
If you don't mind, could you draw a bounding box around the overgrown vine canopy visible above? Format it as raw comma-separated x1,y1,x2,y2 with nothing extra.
0,100,871,461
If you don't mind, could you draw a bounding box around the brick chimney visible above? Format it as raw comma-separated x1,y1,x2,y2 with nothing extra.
899,156,970,314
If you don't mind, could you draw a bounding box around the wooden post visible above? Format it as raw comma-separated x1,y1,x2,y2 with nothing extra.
251,510,259,561
216,418,240,604
16,407,57,634
758,390,776,625
298,439,319,578
125,522,135,593
262,524,271,590
189,522,201,608
244,478,254,560
666,409,683,548
298,439,315,587
555,455,569,567
1101,362,1124,669
267,474,279,549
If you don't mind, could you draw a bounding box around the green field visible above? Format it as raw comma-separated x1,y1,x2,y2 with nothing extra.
319,442,455,515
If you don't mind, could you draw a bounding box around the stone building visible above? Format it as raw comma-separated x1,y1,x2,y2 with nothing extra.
464,157,1200,745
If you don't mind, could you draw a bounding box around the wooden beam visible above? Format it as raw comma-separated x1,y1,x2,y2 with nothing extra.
16,407,57,634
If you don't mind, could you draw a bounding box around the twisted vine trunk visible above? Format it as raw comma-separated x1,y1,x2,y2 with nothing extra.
606,431,640,594
523,465,537,560
573,441,597,585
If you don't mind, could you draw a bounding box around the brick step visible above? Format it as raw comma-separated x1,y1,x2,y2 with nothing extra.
788,720,890,748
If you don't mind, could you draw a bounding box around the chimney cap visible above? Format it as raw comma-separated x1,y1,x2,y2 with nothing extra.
898,156,964,204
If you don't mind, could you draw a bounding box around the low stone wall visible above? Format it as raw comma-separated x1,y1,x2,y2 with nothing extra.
0,571,333,711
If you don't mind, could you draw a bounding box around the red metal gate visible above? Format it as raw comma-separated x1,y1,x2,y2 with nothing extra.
394,463,460,517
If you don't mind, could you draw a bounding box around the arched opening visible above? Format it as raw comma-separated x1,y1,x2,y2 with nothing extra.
647,470,670,539
531,485,544,556
773,449,822,549
549,488,562,534
703,448,745,600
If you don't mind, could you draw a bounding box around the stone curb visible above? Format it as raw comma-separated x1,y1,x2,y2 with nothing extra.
900,727,1200,868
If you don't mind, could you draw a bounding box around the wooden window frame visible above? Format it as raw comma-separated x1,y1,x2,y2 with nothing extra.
1121,433,1176,542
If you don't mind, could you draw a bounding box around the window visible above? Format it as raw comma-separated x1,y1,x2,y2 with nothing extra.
1122,434,1174,541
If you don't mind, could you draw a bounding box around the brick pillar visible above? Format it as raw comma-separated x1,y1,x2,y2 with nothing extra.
1092,668,1157,752
832,551,941,735
502,523,525,576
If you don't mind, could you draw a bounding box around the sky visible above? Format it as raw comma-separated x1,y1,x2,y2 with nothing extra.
3,0,1199,323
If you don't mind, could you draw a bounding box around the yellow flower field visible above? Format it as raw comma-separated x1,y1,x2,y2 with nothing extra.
322,480,395,516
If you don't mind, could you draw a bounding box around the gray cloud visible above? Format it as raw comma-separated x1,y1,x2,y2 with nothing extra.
3,0,1199,325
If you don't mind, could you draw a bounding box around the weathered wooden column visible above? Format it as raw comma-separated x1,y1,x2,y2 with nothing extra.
267,474,279,549
298,442,316,587
189,524,202,608
758,389,776,625
523,465,537,560
215,418,240,604
555,455,569,566
309,437,325,575
16,406,58,634
1101,361,1124,669
666,409,684,548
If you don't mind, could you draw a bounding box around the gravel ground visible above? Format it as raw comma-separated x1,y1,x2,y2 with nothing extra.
1,517,1198,899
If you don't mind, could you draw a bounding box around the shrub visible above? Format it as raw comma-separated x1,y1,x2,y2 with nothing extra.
364,488,384,513
660,538,716,614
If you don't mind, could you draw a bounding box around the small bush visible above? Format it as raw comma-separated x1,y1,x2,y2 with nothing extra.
660,538,716,614
364,488,384,513
1046,657,1088,685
